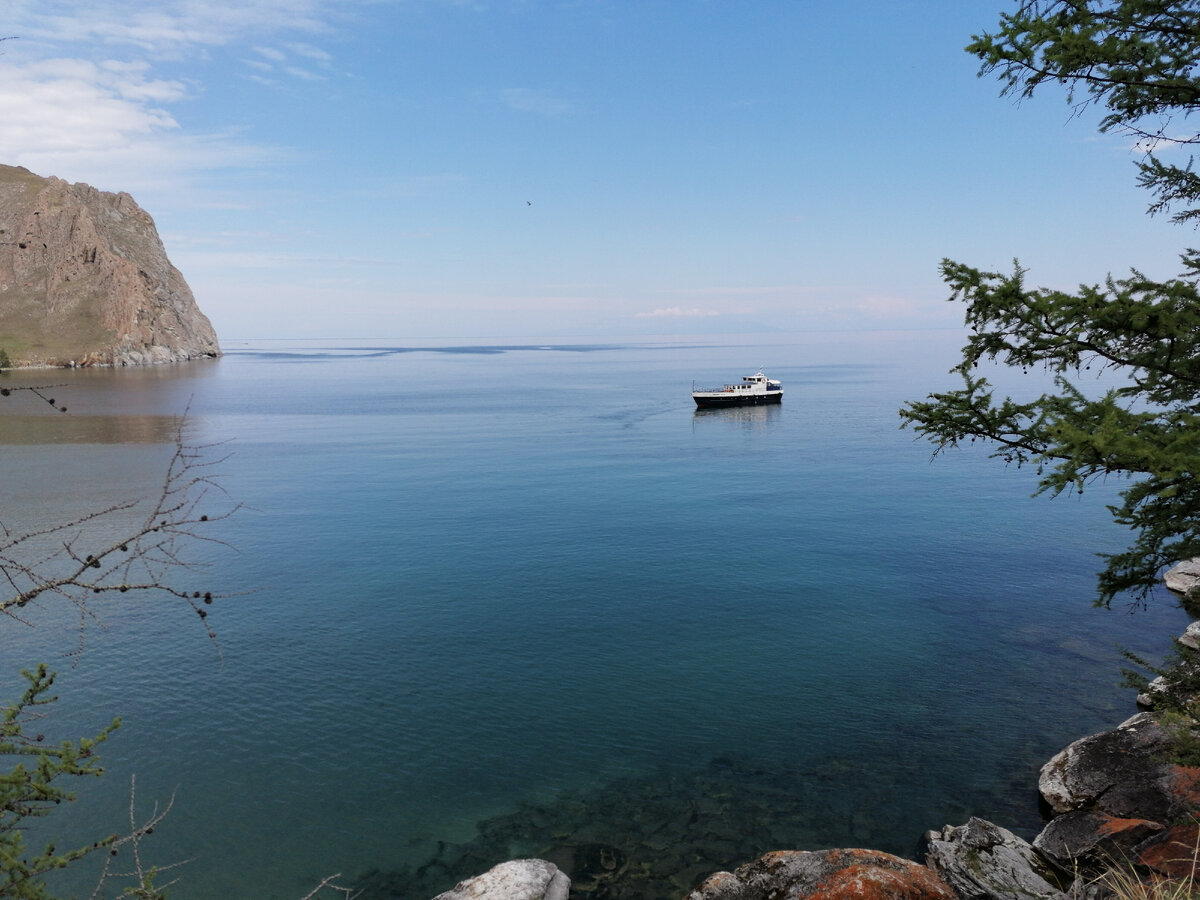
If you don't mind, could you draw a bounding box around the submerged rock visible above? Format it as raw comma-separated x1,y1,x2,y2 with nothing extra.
418,574,1200,899
431,859,569,900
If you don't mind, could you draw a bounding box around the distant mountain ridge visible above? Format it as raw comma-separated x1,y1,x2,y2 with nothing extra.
0,164,219,367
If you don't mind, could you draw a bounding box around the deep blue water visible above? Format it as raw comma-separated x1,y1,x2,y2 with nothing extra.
0,331,1190,899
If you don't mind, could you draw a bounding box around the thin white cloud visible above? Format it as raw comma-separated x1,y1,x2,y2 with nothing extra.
636,307,721,318
1131,134,1192,154
284,65,326,81
287,42,333,62
837,293,926,319
248,41,336,83
9,0,331,53
650,284,832,297
501,87,574,116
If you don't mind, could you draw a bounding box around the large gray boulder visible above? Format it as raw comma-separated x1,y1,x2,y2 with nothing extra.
431,859,569,900
922,818,1065,900
1038,713,1178,819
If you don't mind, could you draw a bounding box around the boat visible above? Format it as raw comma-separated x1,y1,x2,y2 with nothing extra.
691,370,783,409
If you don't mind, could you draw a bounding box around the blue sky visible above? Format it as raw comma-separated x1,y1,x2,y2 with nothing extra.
1,1,1190,340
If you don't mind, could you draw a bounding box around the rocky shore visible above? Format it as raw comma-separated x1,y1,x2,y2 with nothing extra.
432,560,1200,900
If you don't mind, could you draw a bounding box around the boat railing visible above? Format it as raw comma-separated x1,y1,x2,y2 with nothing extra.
692,377,780,394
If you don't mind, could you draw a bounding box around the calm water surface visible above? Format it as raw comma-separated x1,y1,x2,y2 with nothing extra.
0,331,1188,899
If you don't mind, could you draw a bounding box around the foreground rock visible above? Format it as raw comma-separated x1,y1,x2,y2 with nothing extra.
0,164,219,366
923,819,1063,900
1033,711,1200,879
431,859,569,900
1037,713,1178,819
687,849,957,900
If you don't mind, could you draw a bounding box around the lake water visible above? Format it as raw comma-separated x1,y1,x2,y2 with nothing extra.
0,330,1190,899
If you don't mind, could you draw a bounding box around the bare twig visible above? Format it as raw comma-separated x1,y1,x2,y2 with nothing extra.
86,776,189,900
299,874,363,900
0,411,243,657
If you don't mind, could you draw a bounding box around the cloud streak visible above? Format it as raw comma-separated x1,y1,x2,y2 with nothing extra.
9,0,331,53
500,87,574,116
635,307,721,318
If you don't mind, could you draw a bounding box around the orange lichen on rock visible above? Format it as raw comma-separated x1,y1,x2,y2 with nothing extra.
809,859,957,900
1139,823,1200,878
689,848,956,900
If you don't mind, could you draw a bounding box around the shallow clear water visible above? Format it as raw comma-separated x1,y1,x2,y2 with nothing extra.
0,330,1189,899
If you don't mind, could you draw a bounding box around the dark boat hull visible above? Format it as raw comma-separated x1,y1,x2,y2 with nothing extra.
692,393,783,409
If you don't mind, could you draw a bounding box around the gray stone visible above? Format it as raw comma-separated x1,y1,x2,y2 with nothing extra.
1165,559,1200,596
1038,713,1176,818
923,817,1065,900
431,859,569,900
1179,622,1200,651
1137,675,1168,710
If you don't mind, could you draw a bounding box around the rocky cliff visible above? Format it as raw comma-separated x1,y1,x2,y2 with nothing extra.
0,164,219,367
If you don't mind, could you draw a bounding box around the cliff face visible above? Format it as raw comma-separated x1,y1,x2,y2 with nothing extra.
0,164,219,367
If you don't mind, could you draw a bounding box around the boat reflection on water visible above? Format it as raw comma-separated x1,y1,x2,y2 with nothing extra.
691,401,782,432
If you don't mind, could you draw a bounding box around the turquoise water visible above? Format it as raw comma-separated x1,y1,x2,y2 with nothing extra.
0,331,1189,899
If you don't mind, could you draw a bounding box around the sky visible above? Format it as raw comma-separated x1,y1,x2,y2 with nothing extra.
0,0,1192,340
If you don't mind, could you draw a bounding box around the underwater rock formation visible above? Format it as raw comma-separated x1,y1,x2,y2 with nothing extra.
425,566,1200,900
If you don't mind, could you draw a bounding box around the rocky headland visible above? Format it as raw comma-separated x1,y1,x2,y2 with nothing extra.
0,164,219,367
429,561,1200,900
